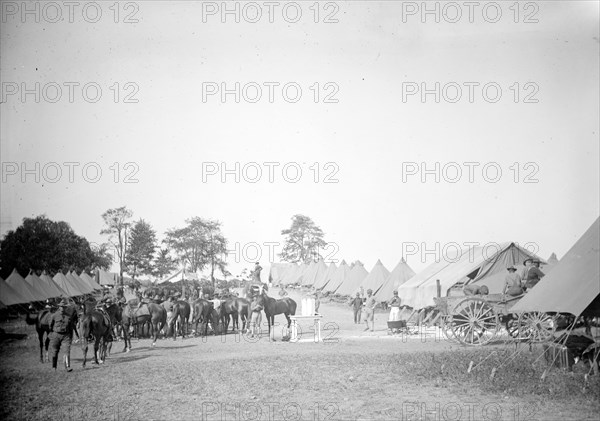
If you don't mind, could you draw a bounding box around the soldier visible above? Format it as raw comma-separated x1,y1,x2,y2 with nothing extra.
253,262,263,283
49,298,75,372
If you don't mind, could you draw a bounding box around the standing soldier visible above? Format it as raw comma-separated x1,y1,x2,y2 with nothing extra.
363,289,377,332
49,298,75,372
253,262,263,283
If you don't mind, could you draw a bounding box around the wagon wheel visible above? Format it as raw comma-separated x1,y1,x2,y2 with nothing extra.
440,315,460,343
517,312,556,343
450,298,499,346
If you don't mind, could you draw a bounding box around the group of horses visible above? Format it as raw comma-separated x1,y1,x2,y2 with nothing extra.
25,284,297,369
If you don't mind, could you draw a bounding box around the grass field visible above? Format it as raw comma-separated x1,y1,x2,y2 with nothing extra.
1,289,598,421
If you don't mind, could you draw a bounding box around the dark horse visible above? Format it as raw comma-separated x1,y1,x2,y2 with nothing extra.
26,305,79,363
171,300,191,340
79,310,112,367
221,297,250,333
192,299,220,336
26,308,53,363
121,302,166,347
259,288,297,340
102,302,130,353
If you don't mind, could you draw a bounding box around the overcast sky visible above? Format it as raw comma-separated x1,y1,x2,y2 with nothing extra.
1,1,598,277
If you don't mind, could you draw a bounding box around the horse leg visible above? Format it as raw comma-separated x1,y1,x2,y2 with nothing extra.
37,330,44,363
82,340,88,368
93,338,100,364
44,335,51,362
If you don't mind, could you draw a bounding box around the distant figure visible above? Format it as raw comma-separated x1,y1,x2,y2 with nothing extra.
463,284,489,296
278,285,288,297
524,260,545,290
363,289,377,332
314,292,321,314
350,293,362,324
388,290,402,322
253,262,263,283
248,295,263,338
503,265,523,296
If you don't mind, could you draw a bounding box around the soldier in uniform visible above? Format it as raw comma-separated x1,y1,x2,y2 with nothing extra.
49,298,75,372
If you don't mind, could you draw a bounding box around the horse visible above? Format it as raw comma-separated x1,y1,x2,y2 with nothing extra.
221,297,250,333
26,304,79,363
25,308,53,363
121,302,166,347
172,300,191,340
191,299,219,336
259,288,297,340
79,310,112,367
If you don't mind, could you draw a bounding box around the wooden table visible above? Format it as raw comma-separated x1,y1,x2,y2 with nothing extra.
289,314,324,342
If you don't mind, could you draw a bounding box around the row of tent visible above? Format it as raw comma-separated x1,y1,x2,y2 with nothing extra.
0,269,107,307
270,217,600,318
269,257,416,300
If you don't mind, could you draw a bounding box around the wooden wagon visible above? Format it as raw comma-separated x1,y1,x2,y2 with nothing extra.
434,293,556,346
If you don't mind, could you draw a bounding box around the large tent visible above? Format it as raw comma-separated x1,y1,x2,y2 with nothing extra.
399,242,543,310
281,263,307,286
97,269,118,286
269,263,294,285
5,269,47,302
299,261,316,286
301,259,328,287
322,260,350,293
79,271,102,291
335,262,368,296
25,271,64,299
359,260,390,295
67,271,95,294
512,217,600,316
314,262,337,290
0,276,32,305
376,258,416,300
39,271,67,296
53,272,87,297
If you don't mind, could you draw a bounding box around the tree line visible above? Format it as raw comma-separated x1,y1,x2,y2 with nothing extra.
0,211,329,284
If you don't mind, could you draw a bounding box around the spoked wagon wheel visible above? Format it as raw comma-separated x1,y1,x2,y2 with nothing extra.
440,315,460,343
517,312,556,342
450,298,499,346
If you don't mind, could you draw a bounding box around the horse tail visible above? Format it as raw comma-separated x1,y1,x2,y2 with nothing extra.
288,299,297,316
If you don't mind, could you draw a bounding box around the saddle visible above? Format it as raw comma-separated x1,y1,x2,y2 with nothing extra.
126,302,150,317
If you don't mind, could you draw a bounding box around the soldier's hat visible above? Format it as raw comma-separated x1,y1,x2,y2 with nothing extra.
393,290,399,295
58,298,69,307
523,258,533,265
507,265,517,271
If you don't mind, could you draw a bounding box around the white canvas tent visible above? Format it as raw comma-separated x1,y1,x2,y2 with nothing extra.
301,259,328,287
336,262,368,296
399,243,544,310
376,258,416,300
322,260,350,293
512,218,600,316
6,269,48,302
359,260,390,295
314,262,337,290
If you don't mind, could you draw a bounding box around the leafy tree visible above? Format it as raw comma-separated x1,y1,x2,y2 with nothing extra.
153,248,178,278
0,215,102,278
89,242,115,270
126,219,157,281
100,206,133,286
279,214,327,263
164,217,228,286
